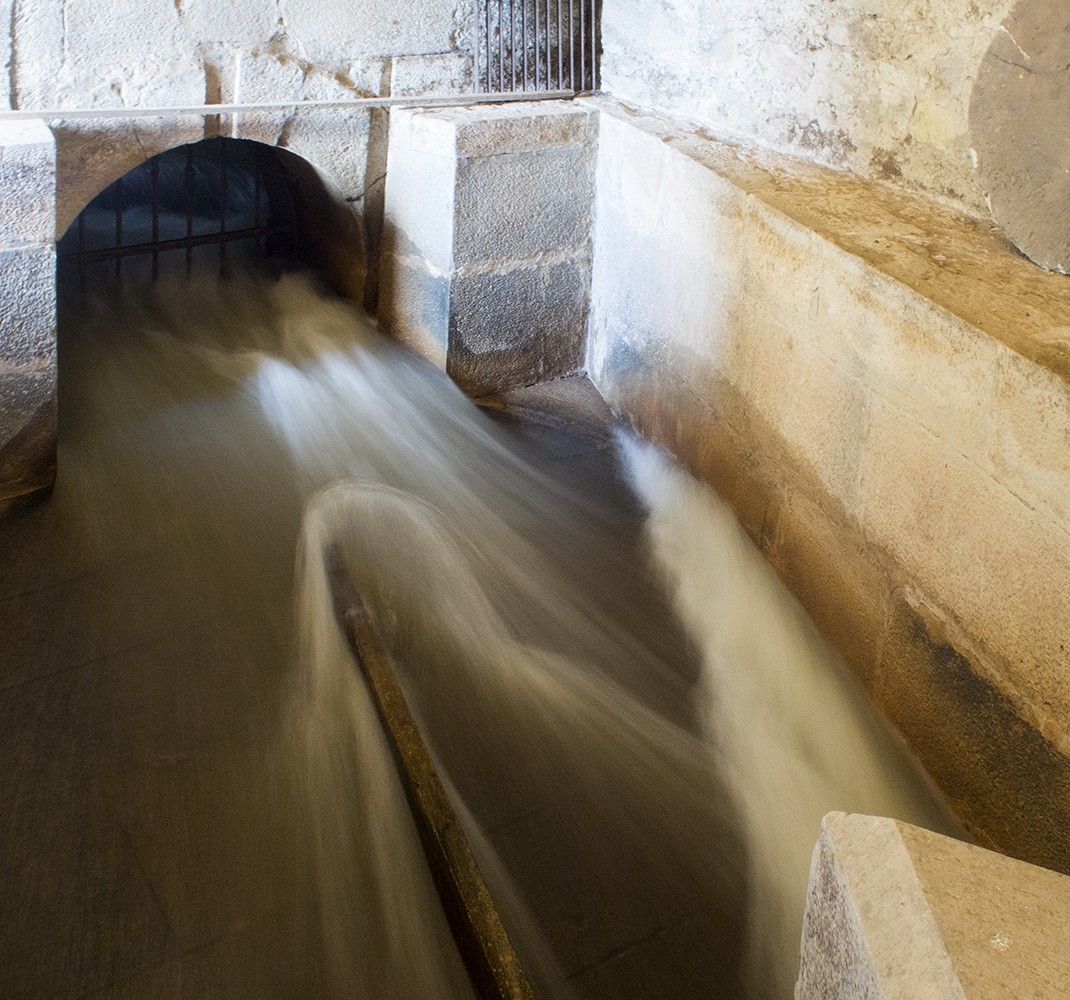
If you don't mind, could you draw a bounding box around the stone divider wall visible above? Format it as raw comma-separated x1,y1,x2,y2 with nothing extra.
586,97,1070,874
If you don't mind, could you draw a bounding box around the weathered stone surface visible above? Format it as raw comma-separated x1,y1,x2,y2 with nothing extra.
0,122,56,246
796,813,966,1000
0,247,56,366
377,257,450,369
448,256,589,395
970,2,1070,273
453,145,594,266
899,820,1070,997
877,590,1070,872
600,0,1014,215
798,812,1070,999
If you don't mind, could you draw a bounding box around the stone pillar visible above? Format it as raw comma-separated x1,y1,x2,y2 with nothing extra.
379,101,596,396
0,121,56,515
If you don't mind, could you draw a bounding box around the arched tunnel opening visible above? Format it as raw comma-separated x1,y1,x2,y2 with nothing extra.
56,136,365,305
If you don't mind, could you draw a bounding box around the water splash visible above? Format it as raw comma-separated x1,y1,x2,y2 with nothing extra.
35,272,959,999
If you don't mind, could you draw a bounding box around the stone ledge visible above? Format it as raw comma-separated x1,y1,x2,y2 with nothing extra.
797,812,1070,1000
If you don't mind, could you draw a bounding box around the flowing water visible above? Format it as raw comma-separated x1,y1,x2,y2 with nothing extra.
2,273,958,999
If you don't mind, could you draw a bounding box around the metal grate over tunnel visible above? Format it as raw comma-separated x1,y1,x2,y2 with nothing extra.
57,138,303,288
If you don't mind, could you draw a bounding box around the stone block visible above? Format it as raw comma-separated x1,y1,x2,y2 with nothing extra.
453,145,594,266
796,813,966,1000
878,589,1070,873
817,257,1000,464
993,349,1070,528
798,812,1070,1000
447,257,588,395
377,256,449,369
382,103,594,394
382,132,457,271
0,121,56,247
391,52,471,97
0,247,57,366
861,395,1070,726
450,103,597,159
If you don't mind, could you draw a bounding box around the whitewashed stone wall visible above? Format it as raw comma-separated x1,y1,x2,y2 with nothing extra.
3,0,474,233
600,0,1015,215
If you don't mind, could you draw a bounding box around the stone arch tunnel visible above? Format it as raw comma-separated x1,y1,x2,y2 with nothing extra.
2,1,1070,998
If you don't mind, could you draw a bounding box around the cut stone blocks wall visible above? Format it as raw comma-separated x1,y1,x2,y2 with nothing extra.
380,102,595,395
586,97,1070,873
0,121,56,513
796,812,1070,999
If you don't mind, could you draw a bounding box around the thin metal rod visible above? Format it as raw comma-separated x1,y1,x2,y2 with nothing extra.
590,0,598,88
77,211,86,293
474,0,481,94
580,0,586,90
560,0,569,90
114,175,123,281
546,0,552,90
498,0,505,92
568,0,575,92
61,224,295,265
0,91,574,122
485,0,492,93
534,0,541,91
219,139,228,275
513,0,522,93
151,156,160,281
185,143,194,278
521,0,528,92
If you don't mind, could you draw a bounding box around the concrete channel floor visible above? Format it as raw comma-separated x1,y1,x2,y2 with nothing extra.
0,363,748,999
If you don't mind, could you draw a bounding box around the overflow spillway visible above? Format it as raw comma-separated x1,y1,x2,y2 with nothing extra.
0,268,957,999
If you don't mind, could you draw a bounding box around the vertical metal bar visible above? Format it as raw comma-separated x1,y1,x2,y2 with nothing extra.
474,0,481,93
185,144,194,279
522,0,528,91
78,211,86,294
219,139,229,276
151,157,160,281
546,0,552,90
560,0,569,90
254,152,263,260
498,0,504,92
509,0,516,92
591,0,598,88
114,176,123,281
568,0,575,91
485,0,492,92
534,0,540,91
580,0,586,90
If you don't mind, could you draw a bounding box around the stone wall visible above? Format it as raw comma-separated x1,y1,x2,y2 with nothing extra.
587,98,1070,874
4,0,473,240
600,0,1015,216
